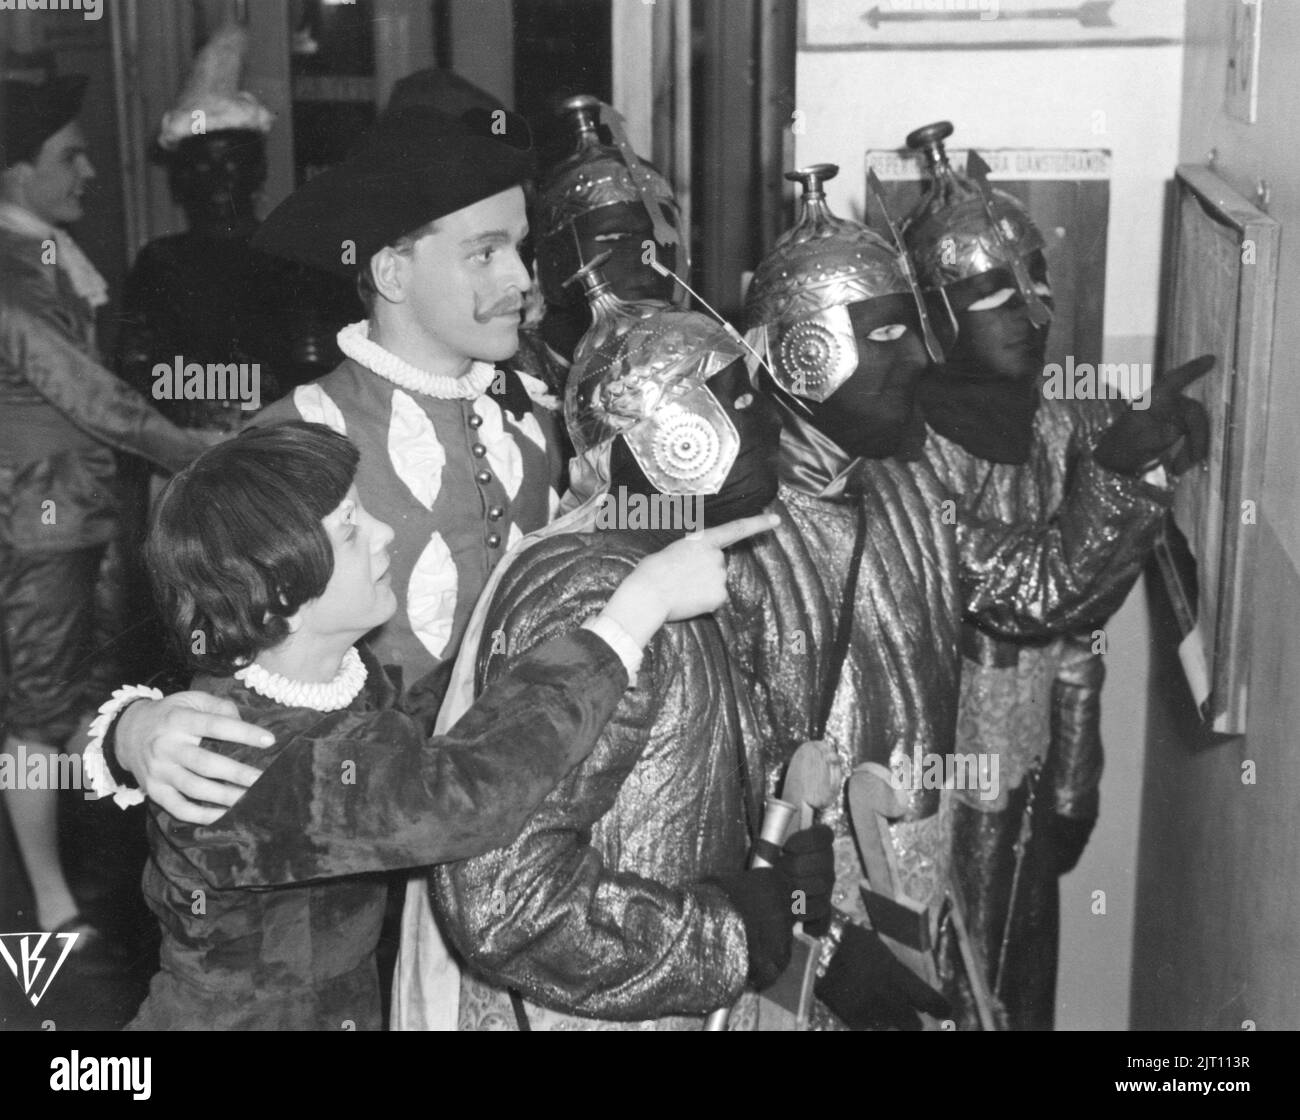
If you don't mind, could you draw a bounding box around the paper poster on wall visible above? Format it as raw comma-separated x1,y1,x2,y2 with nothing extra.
801,0,1184,51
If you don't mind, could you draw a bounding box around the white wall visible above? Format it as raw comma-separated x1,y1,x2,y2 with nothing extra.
795,20,1185,1029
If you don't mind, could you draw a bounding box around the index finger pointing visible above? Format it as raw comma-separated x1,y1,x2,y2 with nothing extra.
1157,354,1215,400
688,512,781,550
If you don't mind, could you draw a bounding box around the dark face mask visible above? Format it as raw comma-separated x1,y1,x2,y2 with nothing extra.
609,357,782,529
169,131,267,229
918,253,1054,464
937,251,1053,381
538,200,680,358
772,292,930,461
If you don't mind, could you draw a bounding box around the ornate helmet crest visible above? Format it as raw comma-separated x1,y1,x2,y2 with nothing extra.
566,256,742,496
901,121,1046,292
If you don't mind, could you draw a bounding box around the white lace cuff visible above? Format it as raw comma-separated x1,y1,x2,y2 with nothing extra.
84,685,162,808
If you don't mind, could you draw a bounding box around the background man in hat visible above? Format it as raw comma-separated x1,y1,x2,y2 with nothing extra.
98,101,654,904
0,68,215,948
103,105,570,817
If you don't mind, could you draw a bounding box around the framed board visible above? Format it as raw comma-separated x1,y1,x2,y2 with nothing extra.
1157,164,1279,736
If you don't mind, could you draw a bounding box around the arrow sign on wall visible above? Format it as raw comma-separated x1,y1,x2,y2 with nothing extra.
863,2,1115,30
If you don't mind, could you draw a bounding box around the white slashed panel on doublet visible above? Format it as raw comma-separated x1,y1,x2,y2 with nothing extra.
507,523,523,551
515,369,560,413
407,532,458,660
475,395,523,500
388,389,446,511
292,384,347,434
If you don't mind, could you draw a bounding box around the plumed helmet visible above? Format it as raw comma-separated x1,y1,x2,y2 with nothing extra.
566,256,743,496
901,121,1045,290
535,95,680,305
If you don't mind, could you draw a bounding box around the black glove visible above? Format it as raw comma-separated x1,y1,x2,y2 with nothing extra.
1092,354,1213,476
712,869,794,990
1043,812,1097,876
814,922,951,1031
772,823,835,936
713,823,836,989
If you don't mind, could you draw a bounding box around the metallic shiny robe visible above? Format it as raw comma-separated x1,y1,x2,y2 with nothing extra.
435,529,757,1031
726,404,1170,1028
924,398,1119,1031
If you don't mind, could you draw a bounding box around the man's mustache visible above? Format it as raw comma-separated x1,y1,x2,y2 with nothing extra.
473,295,524,323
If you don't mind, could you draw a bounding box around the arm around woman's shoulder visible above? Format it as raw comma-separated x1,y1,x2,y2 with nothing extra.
176,625,628,888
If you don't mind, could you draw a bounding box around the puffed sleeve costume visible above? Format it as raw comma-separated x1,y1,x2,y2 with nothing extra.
128,634,627,1031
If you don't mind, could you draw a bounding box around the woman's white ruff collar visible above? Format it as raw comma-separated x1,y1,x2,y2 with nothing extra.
338,321,497,400
235,646,368,712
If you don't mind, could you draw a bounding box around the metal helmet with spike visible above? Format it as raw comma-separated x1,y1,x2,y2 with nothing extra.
901,121,1046,292
744,164,913,402
565,254,743,496
536,94,681,307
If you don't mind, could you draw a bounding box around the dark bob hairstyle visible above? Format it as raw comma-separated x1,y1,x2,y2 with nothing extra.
146,421,360,676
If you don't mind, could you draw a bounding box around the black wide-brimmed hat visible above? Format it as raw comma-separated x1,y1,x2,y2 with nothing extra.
384,68,504,119
252,104,535,277
2,72,89,168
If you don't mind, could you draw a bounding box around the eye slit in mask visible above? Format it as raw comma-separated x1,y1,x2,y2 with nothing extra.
866,322,908,342
966,287,1016,312
965,279,1054,314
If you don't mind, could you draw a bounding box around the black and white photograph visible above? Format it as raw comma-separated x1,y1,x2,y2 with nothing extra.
0,0,1291,1076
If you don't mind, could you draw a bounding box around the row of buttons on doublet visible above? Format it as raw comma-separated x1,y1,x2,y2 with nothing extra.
469,407,504,547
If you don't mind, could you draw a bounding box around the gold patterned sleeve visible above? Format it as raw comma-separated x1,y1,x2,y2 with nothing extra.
957,455,1170,640
433,534,751,1020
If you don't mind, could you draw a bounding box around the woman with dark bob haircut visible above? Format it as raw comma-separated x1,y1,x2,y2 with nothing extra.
112,421,766,1030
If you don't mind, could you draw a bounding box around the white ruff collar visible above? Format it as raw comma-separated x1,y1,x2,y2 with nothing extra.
235,646,367,712
338,321,497,400
0,202,109,309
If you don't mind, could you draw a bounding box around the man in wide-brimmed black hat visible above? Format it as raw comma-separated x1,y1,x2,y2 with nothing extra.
99,101,575,1020
96,98,715,1030
0,66,215,953
110,104,559,729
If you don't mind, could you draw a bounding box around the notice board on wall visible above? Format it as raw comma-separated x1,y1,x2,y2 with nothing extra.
1157,164,1279,736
